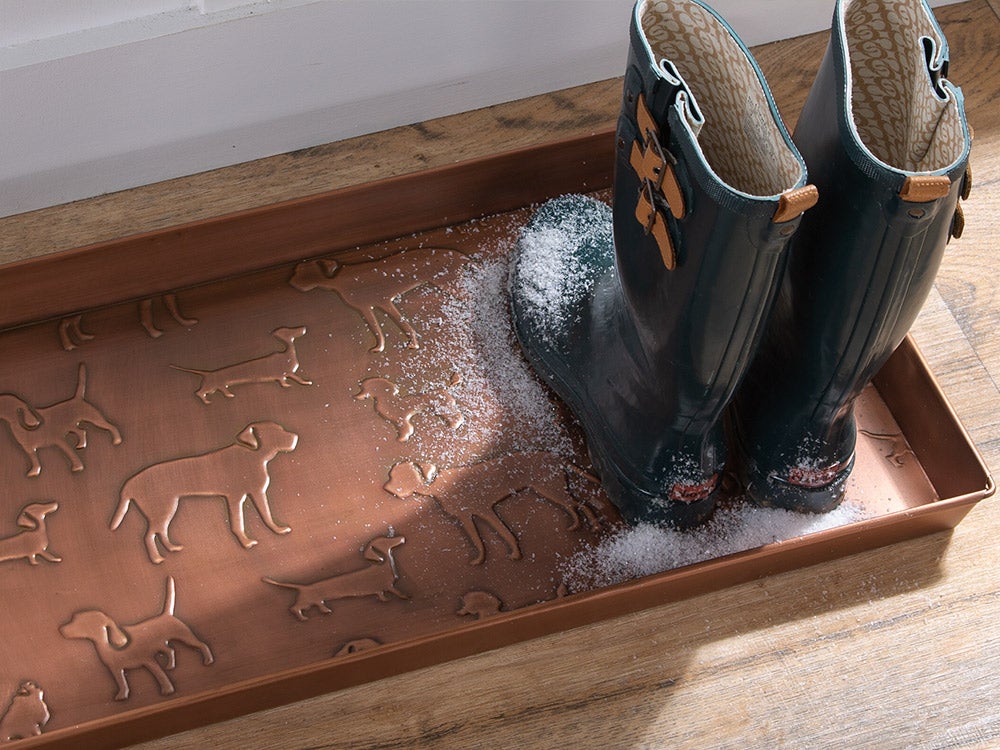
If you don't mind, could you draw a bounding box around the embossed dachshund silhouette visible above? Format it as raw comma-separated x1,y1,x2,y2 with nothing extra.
111,422,298,564
0,501,61,566
171,326,313,403
288,247,470,352
0,681,50,742
264,535,408,621
384,451,602,565
60,577,213,701
59,293,198,350
354,373,463,442
0,364,122,477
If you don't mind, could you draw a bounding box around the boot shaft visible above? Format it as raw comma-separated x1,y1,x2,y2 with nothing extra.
511,1,817,528
786,0,970,424
612,0,815,429
733,0,972,511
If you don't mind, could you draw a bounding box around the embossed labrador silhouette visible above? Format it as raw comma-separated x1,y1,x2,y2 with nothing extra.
111,422,298,564
288,247,470,352
384,451,603,565
60,577,213,701
0,364,122,478
0,501,62,566
263,535,408,621
170,325,312,403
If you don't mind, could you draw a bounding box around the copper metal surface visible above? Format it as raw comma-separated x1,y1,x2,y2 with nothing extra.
0,136,991,748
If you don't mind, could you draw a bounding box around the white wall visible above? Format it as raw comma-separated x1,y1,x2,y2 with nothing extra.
0,0,967,217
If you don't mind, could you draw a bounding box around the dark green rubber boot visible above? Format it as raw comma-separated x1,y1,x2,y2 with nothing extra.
730,0,972,513
509,0,815,528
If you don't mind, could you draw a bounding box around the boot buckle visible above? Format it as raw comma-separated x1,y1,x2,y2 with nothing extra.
630,94,686,220
636,181,677,270
630,132,668,192
630,93,683,270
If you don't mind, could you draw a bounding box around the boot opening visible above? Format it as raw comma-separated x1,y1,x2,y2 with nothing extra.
843,0,966,172
638,0,804,197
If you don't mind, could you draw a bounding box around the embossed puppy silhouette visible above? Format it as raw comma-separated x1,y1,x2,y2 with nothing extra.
0,501,62,566
60,577,213,701
354,373,463,442
111,422,298,564
384,451,602,565
264,535,408,621
0,681,50,742
170,326,313,403
289,247,470,352
1,364,122,477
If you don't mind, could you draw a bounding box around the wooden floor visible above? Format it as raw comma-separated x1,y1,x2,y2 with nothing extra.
2,2,998,747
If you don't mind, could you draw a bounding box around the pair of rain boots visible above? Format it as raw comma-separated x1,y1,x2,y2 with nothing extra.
509,0,971,528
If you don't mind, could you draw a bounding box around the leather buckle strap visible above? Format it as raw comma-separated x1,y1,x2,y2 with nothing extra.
630,133,668,192
635,181,677,270
630,93,683,269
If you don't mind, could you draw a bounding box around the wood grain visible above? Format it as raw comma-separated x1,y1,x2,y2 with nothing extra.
2,2,997,748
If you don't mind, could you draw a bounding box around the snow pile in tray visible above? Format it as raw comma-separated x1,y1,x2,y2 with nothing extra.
397,224,574,462
563,500,872,590
445,253,572,448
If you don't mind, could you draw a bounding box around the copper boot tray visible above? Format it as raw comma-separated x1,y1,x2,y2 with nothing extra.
0,134,992,748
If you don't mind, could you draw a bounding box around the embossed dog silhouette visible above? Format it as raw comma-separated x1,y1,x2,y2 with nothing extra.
384,451,602,565
0,681,50,742
171,326,313,403
263,535,408,621
0,364,122,477
59,293,198,350
354,373,463,442
111,422,298,564
60,577,213,701
288,247,470,352
0,501,61,566
0,394,40,433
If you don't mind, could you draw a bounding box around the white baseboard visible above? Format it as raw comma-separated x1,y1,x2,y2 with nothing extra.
0,0,966,217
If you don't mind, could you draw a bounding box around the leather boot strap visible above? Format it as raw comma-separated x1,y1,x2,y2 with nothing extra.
629,93,683,270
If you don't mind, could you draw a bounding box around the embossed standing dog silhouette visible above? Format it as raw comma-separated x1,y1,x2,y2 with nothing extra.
0,681,50,742
354,373,463,442
0,501,61,566
59,293,198,350
111,422,298,564
60,577,213,701
384,451,603,565
170,326,313,403
263,535,408,621
288,247,470,352
0,364,122,477
0,394,40,433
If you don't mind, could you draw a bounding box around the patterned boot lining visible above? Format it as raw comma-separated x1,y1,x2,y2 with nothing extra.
844,0,965,172
639,0,804,198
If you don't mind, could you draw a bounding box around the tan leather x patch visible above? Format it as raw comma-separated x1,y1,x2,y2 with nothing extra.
630,93,683,269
